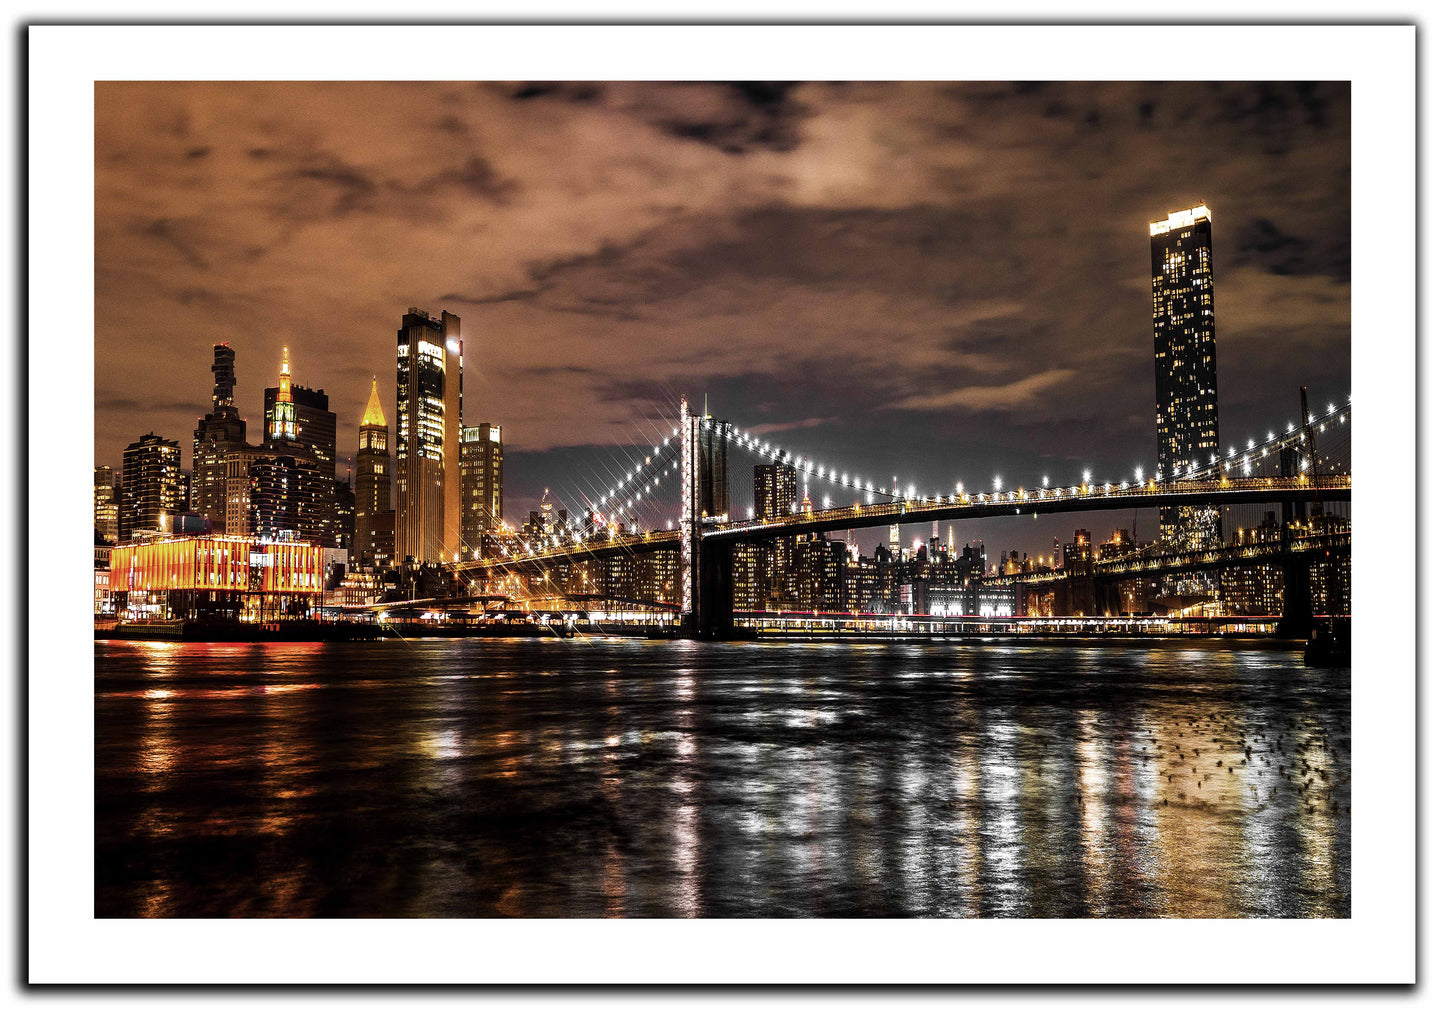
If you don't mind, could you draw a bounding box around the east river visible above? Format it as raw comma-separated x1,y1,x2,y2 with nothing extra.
94,637,1350,918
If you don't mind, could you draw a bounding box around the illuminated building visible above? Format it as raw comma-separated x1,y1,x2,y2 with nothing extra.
247,453,331,544
354,377,392,567
192,343,249,531
94,465,118,541
264,347,336,475
109,534,326,621
120,433,183,540
753,463,797,520
1151,204,1222,552
732,542,767,610
223,446,265,536
264,347,340,545
396,308,463,564
460,423,504,556
332,479,354,553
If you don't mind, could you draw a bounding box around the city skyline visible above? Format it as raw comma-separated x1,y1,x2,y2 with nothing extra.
94,80,1350,559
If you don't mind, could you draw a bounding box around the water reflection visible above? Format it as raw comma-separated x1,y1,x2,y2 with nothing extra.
95,638,1350,918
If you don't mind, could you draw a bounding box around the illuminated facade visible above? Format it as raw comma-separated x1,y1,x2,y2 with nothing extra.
460,423,504,557
192,343,249,531
354,376,392,567
264,348,337,479
1151,204,1222,552
109,534,326,620
120,433,184,540
94,465,118,541
396,308,463,564
247,453,331,544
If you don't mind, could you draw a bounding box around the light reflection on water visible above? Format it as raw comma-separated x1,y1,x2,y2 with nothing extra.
95,638,1349,918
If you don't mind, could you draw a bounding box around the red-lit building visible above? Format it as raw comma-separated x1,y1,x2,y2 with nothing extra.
108,534,326,621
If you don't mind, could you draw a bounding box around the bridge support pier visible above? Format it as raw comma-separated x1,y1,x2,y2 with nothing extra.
1277,554,1315,639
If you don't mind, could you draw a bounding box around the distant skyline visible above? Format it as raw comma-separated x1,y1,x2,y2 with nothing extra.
94,80,1350,556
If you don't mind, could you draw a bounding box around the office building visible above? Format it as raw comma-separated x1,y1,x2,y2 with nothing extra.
192,343,249,531
264,348,337,478
94,466,118,541
395,308,463,564
354,377,393,567
1151,203,1222,551
120,433,184,539
753,462,798,519
247,453,330,543
460,423,504,556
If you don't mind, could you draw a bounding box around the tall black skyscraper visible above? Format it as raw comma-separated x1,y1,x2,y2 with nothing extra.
192,343,248,531
1151,203,1221,551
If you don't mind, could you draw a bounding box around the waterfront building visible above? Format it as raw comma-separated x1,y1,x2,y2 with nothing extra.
120,433,184,540
108,533,326,621
94,465,118,541
354,377,393,567
460,423,504,556
1151,203,1222,552
732,542,768,611
192,343,249,531
395,308,463,564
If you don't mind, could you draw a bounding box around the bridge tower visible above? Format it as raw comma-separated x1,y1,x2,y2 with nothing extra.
679,396,734,638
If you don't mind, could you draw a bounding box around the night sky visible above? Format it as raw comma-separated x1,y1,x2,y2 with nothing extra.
95,81,1350,558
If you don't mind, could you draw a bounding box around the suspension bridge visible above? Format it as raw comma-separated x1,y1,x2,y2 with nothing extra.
445,392,1350,637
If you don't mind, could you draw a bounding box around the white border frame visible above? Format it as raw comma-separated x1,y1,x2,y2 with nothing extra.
28,22,1415,985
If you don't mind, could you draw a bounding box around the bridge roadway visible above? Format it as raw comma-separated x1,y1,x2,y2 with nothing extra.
978,530,1352,587
452,474,1351,576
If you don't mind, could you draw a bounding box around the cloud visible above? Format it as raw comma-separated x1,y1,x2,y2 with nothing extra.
888,369,1078,413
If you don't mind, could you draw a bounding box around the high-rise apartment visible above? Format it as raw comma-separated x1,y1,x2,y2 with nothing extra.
1151,203,1221,550
395,308,463,563
460,422,504,557
94,465,118,541
354,377,393,567
753,462,798,520
192,343,249,531
120,433,184,539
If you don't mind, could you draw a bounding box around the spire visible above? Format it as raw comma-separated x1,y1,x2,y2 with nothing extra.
361,376,386,427
278,346,292,402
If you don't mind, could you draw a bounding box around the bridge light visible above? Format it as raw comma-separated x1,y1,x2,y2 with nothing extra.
1082,469,1091,484
993,475,1002,491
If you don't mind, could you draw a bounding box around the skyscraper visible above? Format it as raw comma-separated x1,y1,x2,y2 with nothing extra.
192,343,248,531
395,308,463,563
252,349,333,545
354,377,393,568
94,466,118,541
120,433,183,539
460,423,504,557
1151,203,1221,550
753,462,798,519
264,348,337,481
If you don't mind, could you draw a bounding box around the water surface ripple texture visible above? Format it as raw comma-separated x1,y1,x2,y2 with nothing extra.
95,638,1350,918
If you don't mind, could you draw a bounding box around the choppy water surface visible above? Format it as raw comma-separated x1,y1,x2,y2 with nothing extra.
95,638,1349,918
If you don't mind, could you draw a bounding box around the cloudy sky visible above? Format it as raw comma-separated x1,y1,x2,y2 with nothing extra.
95,80,1349,556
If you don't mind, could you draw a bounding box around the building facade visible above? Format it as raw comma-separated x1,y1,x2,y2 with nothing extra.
460,422,504,557
395,308,463,564
94,465,118,541
354,377,393,568
120,433,184,540
192,343,250,532
1151,203,1222,552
